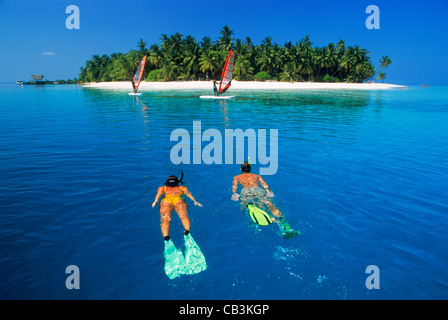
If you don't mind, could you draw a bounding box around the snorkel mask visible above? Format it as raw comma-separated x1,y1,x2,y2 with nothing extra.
241,158,252,172
164,169,184,187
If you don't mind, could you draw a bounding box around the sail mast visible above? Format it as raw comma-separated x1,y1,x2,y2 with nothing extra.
218,49,234,94
132,55,147,92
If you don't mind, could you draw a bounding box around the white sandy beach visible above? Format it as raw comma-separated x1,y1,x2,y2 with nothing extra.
82,80,404,91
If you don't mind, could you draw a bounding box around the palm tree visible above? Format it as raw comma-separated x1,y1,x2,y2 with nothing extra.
86,55,103,81
137,39,147,53
279,62,296,82
324,46,337,79
218,25,234,51
127,50,144,71
148,44,163,69
335,39,346,80
296,49,314,80
79,27,380,84
243,37,257,78
234,53,254,80
379,56,392,69
183,36,200,80
377,71,386,83
257,49,275,75
165,33,184,63
109,53,133,81
245,37,254,50
200,36,213,52
160,57,180,81
319,45,336,75
199,48,218,80
376,56,392,83
336,39,346,55
338,53,351,82
256,37,276,76
294,36,316,80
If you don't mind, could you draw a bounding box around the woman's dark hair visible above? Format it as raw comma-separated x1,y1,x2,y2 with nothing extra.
241,162,251,172
164,175,179,187
164,170,184,187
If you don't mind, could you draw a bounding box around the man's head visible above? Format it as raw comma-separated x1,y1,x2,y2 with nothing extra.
240,162,251,173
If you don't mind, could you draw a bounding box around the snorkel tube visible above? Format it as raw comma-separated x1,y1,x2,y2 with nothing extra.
179,169,184,184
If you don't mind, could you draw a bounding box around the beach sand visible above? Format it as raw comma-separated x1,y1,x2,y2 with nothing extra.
82,80,404,91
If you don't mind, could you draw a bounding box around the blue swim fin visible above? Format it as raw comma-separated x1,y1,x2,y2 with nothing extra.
183,234,207,275
164,239,186,279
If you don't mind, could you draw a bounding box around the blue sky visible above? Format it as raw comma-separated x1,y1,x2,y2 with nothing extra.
1,0,447,84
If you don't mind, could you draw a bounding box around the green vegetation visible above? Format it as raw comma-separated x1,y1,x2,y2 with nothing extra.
24,78,79,85
146,69,162,82
376,56,392,83
254,71,271,82
79,26,390,83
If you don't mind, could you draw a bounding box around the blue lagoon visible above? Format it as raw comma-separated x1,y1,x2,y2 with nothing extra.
0,83,447,299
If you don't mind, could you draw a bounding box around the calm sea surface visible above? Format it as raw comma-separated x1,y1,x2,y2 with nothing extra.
0,83,447,299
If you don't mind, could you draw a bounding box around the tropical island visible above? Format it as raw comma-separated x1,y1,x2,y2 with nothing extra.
80,25,397,90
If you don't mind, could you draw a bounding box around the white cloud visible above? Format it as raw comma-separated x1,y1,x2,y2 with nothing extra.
42,51,55,56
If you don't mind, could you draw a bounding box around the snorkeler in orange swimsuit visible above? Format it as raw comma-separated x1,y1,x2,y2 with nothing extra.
152,171,202,241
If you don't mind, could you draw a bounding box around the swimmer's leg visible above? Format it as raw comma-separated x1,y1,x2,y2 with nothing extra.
160,201,174,239
261,200,282,219
175,200,191,234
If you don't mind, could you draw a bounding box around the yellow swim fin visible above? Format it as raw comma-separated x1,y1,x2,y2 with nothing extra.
247,203,272,226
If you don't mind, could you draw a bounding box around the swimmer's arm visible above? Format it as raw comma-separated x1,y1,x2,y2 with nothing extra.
232,176,239,194
183,187,202,207
258,176,269,191
152,187,164,207
231,177,241,201
259,176,274,197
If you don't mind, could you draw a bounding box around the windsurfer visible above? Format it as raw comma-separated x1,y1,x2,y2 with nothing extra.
130,55,146,95
213,81,218,96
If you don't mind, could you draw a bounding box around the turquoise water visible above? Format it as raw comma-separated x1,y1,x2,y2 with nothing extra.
0,83,447,299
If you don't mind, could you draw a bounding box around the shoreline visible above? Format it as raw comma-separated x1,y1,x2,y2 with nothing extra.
82,80,405,91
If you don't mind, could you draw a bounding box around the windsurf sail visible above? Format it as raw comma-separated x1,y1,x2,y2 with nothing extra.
218,49,234,94
132,55,147,93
